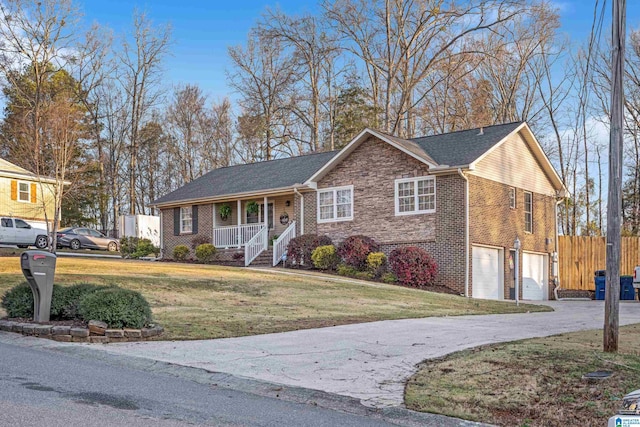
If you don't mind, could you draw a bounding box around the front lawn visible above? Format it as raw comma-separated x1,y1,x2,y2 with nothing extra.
0,257,550,340
405,324,640,426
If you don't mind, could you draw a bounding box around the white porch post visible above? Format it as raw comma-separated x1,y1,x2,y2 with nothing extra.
212,203,216,246
263,195,268,250
237,199,241,248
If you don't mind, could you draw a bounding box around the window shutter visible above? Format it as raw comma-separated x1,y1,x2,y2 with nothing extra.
173,207,180,236
192,205,198,234
30,183,37,203
10,180,17,201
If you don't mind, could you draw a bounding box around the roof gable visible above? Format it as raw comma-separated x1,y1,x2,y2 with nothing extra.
0,157,35,177
306,128,438,184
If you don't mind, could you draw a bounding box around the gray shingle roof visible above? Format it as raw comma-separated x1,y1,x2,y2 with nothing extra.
153,122,523,206
152,150,339,206
411,121,523,166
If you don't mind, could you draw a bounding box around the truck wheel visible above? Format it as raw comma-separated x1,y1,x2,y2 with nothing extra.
107,242,117,252
35,235,48,249
70,239,81,250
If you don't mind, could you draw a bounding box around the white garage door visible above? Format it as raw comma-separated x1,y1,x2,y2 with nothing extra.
472,246,502,300
522,252,547,300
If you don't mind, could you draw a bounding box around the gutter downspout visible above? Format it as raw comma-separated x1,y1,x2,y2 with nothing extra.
293,187,304,235
457,168,470,298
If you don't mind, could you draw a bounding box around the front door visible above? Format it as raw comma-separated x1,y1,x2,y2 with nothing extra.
246,203,274,229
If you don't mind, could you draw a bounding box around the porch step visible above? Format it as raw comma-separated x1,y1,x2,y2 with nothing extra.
249,249,273,266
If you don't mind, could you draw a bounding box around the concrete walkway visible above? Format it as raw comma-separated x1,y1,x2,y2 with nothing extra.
86,301,640,408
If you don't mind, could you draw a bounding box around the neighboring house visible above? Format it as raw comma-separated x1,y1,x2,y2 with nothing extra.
0,157,59,230
152,122,567,301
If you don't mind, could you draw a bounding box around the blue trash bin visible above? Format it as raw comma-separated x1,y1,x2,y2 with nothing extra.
595,274,606,300
621,276,636,300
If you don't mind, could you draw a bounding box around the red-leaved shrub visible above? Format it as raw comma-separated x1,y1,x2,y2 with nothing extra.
286,234,333,267
388,246,437,288
337,235,379,270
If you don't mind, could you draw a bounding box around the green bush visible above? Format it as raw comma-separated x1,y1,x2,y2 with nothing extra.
195,243,217,263
173,245,190,261
355,271,374,281
366,252,387,277
337,264,359,277
1,282,105,320
120,237,159,259
381,272,397,284
51,283,106,319
1,283,38,318
311,245,339,270
77,287,152,328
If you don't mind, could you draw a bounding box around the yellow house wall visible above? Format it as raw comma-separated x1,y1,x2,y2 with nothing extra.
0,176,56,223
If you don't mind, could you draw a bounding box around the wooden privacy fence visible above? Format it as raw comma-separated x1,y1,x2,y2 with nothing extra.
558,236,640,290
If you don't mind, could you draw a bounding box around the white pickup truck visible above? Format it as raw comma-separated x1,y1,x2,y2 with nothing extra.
0,217,49,249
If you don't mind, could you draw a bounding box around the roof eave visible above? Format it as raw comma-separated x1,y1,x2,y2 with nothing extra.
151,184,311,208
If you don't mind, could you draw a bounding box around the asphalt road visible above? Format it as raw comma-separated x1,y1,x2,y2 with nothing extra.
0,337,403,427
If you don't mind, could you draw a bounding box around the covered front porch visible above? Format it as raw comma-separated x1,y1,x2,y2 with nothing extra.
211,194,297,266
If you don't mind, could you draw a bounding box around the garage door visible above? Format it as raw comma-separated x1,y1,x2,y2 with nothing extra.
522,252,547,300
472,246,502,300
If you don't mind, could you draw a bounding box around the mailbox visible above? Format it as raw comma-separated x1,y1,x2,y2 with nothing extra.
20,250,56,322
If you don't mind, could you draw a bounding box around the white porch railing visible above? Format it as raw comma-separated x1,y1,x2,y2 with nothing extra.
245,226,268,267
272,221,296,266
214,224,263,248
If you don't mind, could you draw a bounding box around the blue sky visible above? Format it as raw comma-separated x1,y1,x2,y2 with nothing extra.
80,1,640,100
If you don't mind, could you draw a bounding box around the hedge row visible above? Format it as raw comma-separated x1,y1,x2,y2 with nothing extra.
1,283,152,328
286,234,438,288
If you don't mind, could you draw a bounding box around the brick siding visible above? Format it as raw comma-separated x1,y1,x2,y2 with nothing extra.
313,136,466,292
161,203,213,260
468,174,557,299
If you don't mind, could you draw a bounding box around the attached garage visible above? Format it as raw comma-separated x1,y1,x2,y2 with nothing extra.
472,245,504,300
522,252,548,300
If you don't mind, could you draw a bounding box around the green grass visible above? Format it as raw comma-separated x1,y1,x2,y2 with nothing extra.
0,257,550,340
405,324,640,426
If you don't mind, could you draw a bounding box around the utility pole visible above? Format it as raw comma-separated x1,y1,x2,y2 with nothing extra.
604,0,626,353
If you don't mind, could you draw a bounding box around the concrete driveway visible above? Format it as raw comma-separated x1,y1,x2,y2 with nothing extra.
87,301,640,408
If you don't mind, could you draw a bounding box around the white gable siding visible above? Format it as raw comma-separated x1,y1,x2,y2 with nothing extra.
469,132,556,196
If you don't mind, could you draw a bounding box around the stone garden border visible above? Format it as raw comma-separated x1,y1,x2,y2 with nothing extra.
0,319,163,343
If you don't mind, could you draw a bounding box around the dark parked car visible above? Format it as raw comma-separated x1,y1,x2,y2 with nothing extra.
57,227,119,252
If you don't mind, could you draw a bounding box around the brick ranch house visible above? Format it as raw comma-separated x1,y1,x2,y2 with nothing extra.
152,122,567,301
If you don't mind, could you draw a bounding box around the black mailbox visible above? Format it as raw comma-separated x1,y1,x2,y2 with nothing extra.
20,250,56,322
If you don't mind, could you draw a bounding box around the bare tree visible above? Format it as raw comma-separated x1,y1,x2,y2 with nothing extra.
324,0,523,137
0,0,86,248
116,10,171,214
228,29,298,160
261,10,342,152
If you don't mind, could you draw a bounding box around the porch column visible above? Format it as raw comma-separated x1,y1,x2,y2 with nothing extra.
212,203,216,246
237,199,241,248
263,195,268,250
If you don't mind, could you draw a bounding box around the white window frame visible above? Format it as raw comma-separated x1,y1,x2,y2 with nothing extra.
317,185,354,223
180,206,193,234
509,187,516,209
17,181,30,203
524,191,533,233
394,176,436,216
